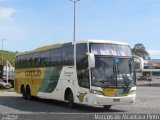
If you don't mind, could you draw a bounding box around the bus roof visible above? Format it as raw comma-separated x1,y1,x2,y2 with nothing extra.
16,42,65,56
16,40,129,56
74,39,129,45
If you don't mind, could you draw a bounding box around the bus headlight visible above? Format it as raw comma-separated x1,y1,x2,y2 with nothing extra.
90,89,103,95
129,90,136,95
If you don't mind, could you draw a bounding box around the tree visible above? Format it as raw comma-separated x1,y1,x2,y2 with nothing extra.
132,43,151,60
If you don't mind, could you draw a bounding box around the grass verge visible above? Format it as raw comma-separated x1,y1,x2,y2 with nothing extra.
0,88,15,92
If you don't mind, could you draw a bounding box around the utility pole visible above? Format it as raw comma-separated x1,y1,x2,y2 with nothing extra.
70,0,80,42
70,0,80,85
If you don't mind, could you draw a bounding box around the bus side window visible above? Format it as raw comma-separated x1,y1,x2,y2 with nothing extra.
50,48,62,66
15,56,19,69
33,52,40,67
25,54,30,68
40,50,50,67
25,54,33,68
62,46,74,66
76,43,89,88
22,55,26,68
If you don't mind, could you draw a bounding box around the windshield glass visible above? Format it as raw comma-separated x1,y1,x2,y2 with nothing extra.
91,57,135,88
90,43,132,56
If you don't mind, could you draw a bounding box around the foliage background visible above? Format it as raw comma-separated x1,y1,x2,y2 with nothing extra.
0,50,16,66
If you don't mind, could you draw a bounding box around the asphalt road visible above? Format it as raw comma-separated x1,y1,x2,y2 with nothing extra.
0,80,160,120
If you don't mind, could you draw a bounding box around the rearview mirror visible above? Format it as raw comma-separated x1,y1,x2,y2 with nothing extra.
87,53,95,68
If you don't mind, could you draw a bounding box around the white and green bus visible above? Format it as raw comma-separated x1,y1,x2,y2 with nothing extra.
14,40,136,109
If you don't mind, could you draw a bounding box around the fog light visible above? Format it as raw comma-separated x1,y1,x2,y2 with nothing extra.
90,89,104,95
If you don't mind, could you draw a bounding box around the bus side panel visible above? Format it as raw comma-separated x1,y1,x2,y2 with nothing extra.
37,66,63,100
60,66,76,100
38,66,77,101
14,69,25,94
60,66,90,105
14,68,45,96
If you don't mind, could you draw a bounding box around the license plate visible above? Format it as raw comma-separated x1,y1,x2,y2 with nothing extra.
113,99,120,102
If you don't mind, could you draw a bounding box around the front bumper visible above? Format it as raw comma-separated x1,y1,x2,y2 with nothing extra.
88,94,136,106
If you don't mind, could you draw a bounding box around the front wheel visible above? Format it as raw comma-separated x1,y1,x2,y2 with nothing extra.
103,105,111,109
68,91,74,108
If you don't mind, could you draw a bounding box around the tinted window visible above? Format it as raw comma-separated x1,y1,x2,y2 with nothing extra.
15,56,19,69
33,52,40,67
18,55,25,68
76,43,88,69
50,48,62,66
76,43,89,88
15,55,25,68
21,55,26,68
18,56,22,68
62,46,74,66
25,54,33,68
40,50,50,67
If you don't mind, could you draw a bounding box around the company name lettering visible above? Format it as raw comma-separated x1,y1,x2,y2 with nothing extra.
25,70,41,77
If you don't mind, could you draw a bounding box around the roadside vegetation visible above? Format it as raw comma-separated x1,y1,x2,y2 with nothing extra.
0,50,16,66
0,88,15,92
132,43,151,60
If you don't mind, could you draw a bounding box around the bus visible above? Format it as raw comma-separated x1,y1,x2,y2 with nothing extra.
133,55,144,79
14,40,136,109
133,55,144,72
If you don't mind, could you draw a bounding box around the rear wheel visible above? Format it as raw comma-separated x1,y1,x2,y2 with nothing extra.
103,105,111,109
26,86,31,100
68,91,74,108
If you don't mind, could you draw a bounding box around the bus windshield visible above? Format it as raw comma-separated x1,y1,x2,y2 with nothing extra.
91,57,135,88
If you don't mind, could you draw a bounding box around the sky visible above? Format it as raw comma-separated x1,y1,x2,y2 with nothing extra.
0,0,160,59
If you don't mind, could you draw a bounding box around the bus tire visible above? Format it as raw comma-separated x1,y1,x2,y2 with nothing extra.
26,86,31,100
21,85,26,99
68,91,74,108
103,105,111,109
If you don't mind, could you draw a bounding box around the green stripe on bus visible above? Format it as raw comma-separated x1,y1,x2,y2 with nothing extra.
39,66,62,93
